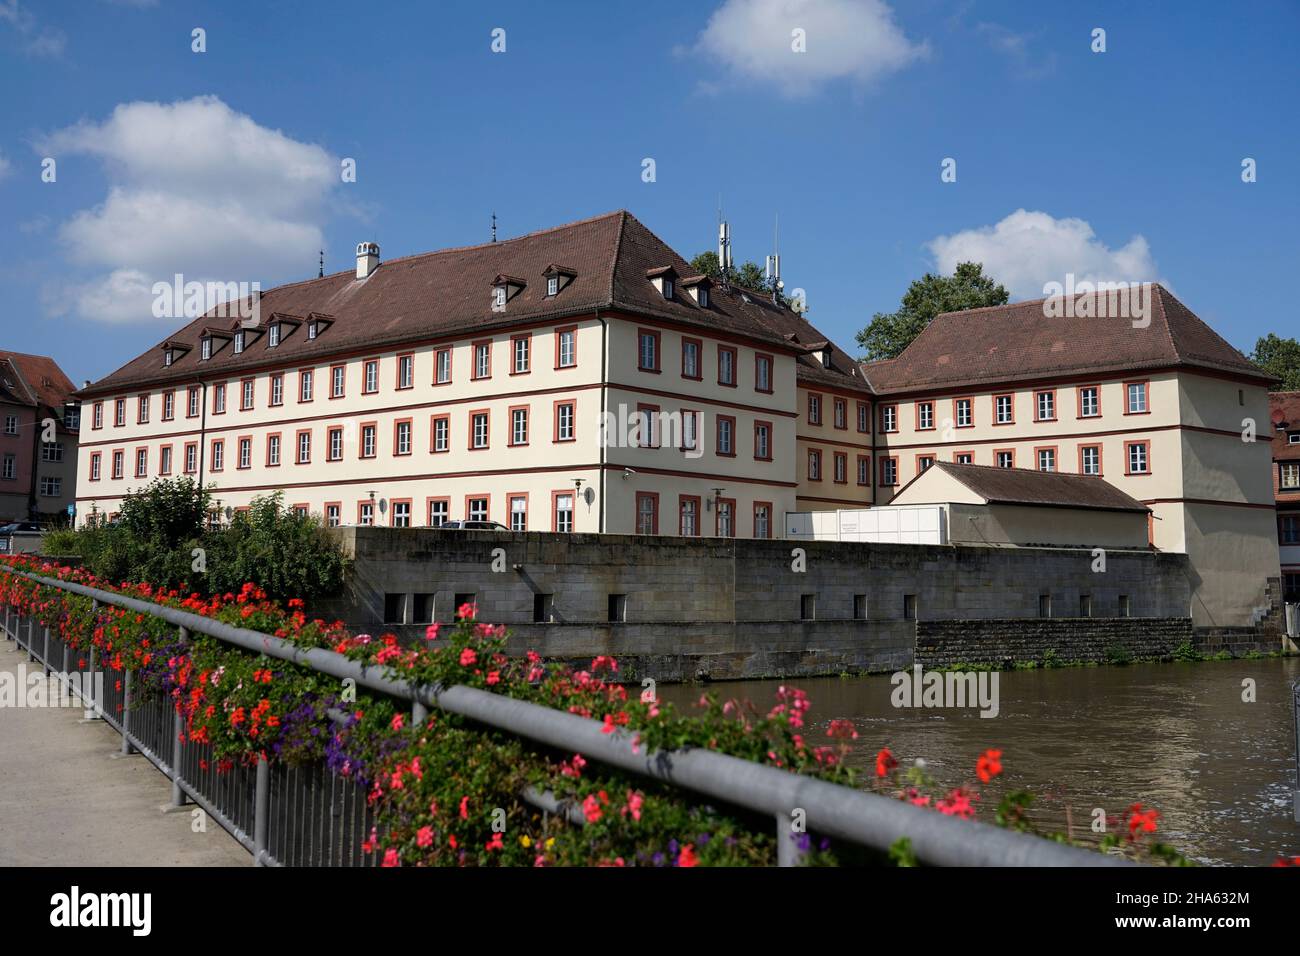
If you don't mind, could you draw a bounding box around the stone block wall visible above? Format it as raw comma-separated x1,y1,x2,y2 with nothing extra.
915,618,1194,668
310,528,1196,680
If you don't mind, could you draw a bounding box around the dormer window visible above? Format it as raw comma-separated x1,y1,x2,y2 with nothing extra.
164,350,174,367
698,287,708,308
268,323,280,347
233,330,245,354
547,276,559,296
307,319,318,340
201,337,212,360
681,275,712,308
821,348,833,368
645,266,678,301
491,275,526,310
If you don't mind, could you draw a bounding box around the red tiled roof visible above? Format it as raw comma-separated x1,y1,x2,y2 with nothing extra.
0,351,76,412
82,211,814,397
903,461,1150,513
1270,390,1300,462
861,285,1271,395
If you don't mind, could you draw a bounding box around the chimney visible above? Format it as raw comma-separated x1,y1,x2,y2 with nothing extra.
355,241,380,279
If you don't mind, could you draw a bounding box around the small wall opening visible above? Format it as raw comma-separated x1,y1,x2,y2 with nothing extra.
608,594,627,623
853,594,867,620
412,593,434,624
903,594,917,621
383,593,406,625
533,593,554,623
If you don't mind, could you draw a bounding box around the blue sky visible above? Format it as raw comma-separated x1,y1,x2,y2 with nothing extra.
2,0,1296,386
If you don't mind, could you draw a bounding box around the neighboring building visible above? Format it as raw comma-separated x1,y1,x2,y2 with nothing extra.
861,286,1280,629
1269,391,1300,605
888,461,1152,551
74,211,860,539
0,351,79,523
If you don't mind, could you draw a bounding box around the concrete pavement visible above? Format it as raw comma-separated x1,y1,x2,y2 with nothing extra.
0,641,248,866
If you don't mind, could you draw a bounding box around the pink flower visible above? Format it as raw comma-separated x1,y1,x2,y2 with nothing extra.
417,826,433,848
485,832,504,852
582,791,607,824
424,623,440,641
486,670,500,685
601,714,616,734
622,790,644,822
459,648,477,667
381,848,400,867
459,796,470,820
390,714,405,731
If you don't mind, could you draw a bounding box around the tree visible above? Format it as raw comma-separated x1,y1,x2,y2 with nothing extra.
1250,333,1300,391
856,262,1009,361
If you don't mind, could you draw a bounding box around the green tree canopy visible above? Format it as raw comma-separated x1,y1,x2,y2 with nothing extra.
1249,333,1300,391
689,251,787,305
856,262,1009,361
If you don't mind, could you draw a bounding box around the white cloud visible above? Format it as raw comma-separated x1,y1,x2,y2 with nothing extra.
689,0,928,98
0,151,12,180
927,209,1161,300
0,0,66,57
976,22,1056,79
36,96,339,323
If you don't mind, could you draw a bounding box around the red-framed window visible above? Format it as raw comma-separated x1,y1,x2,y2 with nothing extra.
856,401,870,434
294,429,311,465
716,414,736,457
1124,440,1151,475
953,450,975,465
183,443,198,475
1034,445,1058,472
158,444,173,476
472,340,492,380
360,421,378,458
429,415,449,454
507,492,528,532
554,326,577,369
393,418,413,456
953,396,974,428
330,364,347,400
553,401,576,443
635,491,659,535
265,432,282,467
994,448,1015,468
880,404,898,433
856,454,871,485
508,405,529,447
1079,443,1103,476
755,353,773,393
753,420,772,461
833,451,848,483
434,348,453,385
681,337,702,380
637,329,661,373
717,345,737,387
993,393,1014,425
715,496,737,538
678,494,701,537
240,377,255,411
807,448,822,481
395,352,415,390
833,398,847,430
915,400,935,431
268,373,284,407
469,408,490,449
1034,389,1057,422
427,497,450,528
237,436,253,470
390,498,413,528
808,392,823,425
326,426,344,462
1124,380,1150,415
88,451,102,481
752,501,773,539
636,403,659,448
552,489,576,533
879,456,898,486
363,357,380,393
1077,384,1101,418
510,333,532,375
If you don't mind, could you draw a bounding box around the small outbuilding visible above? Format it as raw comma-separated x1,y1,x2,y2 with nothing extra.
889,461,1152,549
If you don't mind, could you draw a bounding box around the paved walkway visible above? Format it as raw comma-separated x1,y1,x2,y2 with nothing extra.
0,641,248,866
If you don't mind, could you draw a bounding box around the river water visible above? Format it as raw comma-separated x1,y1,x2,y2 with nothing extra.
659,658,1300,866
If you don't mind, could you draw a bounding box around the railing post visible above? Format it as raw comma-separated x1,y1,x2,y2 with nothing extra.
171,625,188,808
120,668,135,755
84,643,100,721
776,816,800,867
412,700,428,726
26,618,35,663
253,755,269,867
42,625,50,677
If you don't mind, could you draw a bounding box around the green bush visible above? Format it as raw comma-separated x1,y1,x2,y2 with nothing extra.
45,479,347,604
204,492,347,601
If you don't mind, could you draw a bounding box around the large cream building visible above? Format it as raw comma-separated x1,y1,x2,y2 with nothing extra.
861,286,1281,628
75,212,867,541
74,212,1278,628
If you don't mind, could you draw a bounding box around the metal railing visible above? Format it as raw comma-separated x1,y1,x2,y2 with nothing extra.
1,568,1127,867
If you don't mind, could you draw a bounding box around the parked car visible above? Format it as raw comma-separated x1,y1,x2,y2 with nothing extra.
0,521,46,555
438,520,510,531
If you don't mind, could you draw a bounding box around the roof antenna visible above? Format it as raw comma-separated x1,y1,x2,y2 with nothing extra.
491,212,497,243
717,197,732,292
318,250,324,279
765,214,781,304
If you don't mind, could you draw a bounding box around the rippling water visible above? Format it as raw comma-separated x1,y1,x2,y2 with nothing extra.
659,658,1300,866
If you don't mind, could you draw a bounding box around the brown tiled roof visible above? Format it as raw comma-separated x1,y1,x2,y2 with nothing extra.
905,461,1150,513
0,351,76,412
861,284,1271,395
81,211,803,397
1270,391,1300,462
748,304,873,394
